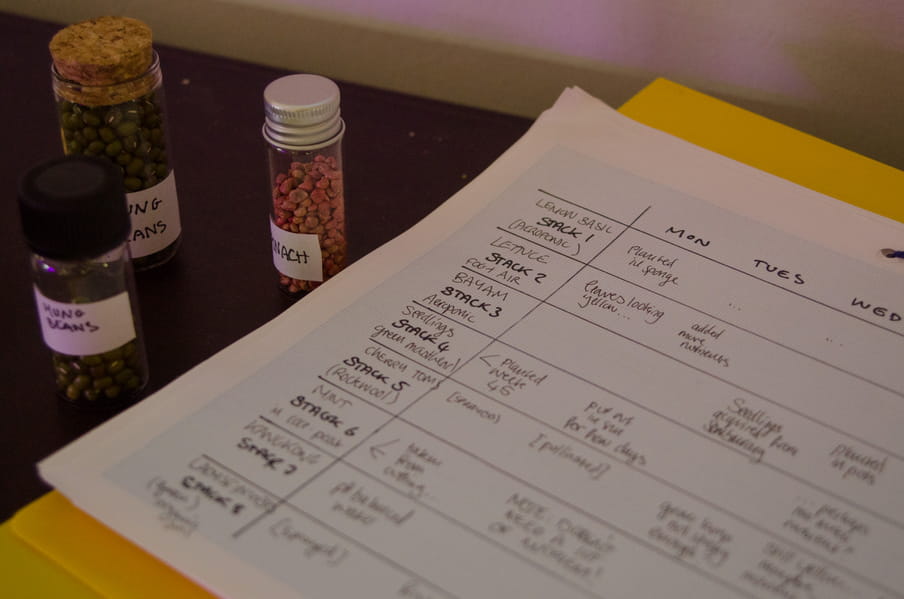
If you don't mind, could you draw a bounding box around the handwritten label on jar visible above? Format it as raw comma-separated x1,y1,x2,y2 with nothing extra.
270,218,324,282
33,287,137,355
127,171,181,258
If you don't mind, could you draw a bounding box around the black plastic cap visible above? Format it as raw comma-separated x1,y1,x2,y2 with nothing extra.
18,155,130,259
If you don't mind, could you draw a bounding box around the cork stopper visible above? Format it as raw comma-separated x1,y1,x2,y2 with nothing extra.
50,16,153,85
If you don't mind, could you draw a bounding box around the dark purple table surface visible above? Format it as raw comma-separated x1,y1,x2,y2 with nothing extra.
0,11,531,521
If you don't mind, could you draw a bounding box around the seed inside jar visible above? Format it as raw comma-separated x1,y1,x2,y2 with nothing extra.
272,154,346,295
58,94,169,192
52,339,145,406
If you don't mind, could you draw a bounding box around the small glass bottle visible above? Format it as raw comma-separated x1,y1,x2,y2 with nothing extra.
263,74,347,297
50,16,182,270
18,156,149,409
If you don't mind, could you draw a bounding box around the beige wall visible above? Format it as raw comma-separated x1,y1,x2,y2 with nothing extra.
5,0,902,169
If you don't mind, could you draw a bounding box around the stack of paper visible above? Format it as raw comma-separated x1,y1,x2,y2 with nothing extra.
6,79,903,599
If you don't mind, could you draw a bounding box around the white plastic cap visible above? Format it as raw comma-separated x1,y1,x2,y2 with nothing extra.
263,74,343,149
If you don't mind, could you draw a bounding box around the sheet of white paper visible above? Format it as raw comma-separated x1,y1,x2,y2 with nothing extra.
40,88,904,599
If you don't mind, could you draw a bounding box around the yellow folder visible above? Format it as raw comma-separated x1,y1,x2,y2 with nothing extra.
4,78,902,598
3,492,214,599
619,78,903,224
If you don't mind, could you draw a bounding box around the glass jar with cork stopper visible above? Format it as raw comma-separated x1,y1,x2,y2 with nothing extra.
50,16,182,270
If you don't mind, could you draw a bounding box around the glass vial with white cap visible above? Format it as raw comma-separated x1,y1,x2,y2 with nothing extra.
263,74,347,298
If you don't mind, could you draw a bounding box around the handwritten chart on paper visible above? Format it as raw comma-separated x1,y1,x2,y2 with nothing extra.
104,147,904,598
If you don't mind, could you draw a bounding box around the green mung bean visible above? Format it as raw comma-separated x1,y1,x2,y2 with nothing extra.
52,339,144,405
57,92,169,193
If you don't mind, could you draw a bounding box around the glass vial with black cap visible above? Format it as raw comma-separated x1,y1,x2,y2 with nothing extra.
18,155,149,409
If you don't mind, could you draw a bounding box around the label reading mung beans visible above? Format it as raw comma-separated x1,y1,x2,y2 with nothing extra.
33,287,137,355
270,218,324,281
126,171,181,258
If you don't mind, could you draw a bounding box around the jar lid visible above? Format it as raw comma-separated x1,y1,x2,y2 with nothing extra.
18,156,131,259
49,16,154,86
263,74,343,149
